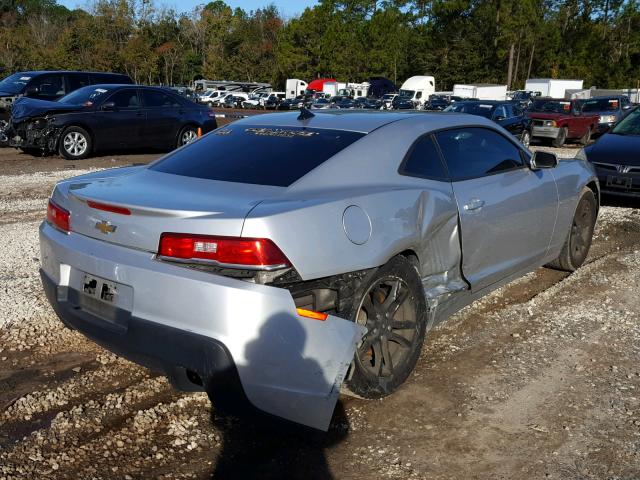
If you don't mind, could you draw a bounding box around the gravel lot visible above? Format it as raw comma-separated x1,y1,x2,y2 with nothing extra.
0,141,639,479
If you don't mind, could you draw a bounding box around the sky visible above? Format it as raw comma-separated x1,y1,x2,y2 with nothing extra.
57,0,318,18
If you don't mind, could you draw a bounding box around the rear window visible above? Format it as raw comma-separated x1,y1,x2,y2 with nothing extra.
150,124,365,187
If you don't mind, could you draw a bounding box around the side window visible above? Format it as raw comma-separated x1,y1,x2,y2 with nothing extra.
400,135,447,180
435,127,524,181
67,73,90,92
107,89,140,109
416,91,422,99
493,105,507,119
30,74,65,97
142,90,181,108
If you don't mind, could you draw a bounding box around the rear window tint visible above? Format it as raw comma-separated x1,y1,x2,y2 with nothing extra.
150,125,365,187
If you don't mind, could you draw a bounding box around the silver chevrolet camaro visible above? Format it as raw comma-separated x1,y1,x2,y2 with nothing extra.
39,110,599,430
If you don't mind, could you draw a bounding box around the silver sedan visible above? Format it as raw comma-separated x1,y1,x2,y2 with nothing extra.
39,110,599,430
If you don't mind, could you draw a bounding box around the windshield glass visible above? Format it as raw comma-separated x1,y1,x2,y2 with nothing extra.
58,86,113,106
150,125,366,187
0,73,32,94
383,94,395,100
530,100,572,114
445,102,495,118
611,109,640,135
581,98,620,112
399,89,414,98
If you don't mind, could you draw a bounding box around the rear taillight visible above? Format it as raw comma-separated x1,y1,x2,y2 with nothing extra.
47,199,70,233
158,233,290,270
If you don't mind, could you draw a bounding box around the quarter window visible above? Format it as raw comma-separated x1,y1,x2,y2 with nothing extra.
435,127,524,180
401,135,447,180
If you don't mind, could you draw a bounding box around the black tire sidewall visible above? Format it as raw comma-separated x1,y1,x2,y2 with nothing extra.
58,126,92,160
344,256,428,399
569,189,597,269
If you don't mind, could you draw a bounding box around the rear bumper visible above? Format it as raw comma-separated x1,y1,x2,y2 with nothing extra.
531,125,560,139
39,222,364,430
41,269,247,396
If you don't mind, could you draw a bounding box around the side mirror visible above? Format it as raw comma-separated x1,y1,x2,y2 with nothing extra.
101,101,116,111
24,86,39,97
530,150,558,170
494,115,506,121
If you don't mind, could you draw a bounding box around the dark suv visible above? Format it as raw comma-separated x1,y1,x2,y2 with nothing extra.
0,71,133,121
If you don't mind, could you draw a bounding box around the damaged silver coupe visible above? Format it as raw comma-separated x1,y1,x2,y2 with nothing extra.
39,110,599,430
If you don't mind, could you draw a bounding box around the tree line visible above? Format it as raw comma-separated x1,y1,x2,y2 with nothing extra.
1,0,639,91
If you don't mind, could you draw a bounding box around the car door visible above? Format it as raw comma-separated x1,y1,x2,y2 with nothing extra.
495,104,524,136
94,88,144,150
435,127,558,291
141,89,184,148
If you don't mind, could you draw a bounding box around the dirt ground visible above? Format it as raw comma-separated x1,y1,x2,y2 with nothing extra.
0,140,639,480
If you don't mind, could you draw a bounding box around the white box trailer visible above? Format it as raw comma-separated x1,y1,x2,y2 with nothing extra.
453,84,508,100
322,81,346,97
285,79,308,99
399,76,435,103
525,79,584,98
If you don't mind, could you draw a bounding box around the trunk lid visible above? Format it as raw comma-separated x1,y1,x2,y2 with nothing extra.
61,169,283,252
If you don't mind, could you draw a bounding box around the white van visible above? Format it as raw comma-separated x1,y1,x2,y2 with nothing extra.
198,90,227,106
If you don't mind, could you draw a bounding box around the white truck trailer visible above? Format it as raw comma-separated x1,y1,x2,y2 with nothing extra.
524,79,584,98
453,84,508,100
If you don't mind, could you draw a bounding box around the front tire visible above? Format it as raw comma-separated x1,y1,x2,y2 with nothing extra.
552,127,567,148
58,126,92,160
344,256,427,399
546,187,597,272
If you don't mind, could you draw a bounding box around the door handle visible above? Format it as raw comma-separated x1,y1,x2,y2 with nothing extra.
463,198,485,211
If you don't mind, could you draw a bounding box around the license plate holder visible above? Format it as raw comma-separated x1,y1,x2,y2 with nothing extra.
83,274,119,304
606,175,632,189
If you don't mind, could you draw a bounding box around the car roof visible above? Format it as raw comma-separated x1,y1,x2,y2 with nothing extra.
232,110,496,134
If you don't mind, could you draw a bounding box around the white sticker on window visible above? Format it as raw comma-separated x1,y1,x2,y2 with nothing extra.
95,88,108,93
19,76,31,81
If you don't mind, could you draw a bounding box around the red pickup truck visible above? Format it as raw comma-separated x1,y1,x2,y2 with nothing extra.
527,98,599,147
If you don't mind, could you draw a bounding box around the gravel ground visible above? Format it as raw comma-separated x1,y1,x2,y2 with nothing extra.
0,143,639,479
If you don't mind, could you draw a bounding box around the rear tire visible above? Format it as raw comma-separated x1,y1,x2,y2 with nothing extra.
546,187,597,272
58,126,92,160
343,255,427,399
552,127,567,148
177,125,198,148
579,126,592,146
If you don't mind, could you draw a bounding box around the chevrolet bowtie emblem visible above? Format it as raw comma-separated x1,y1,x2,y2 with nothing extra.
95,220,117,234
